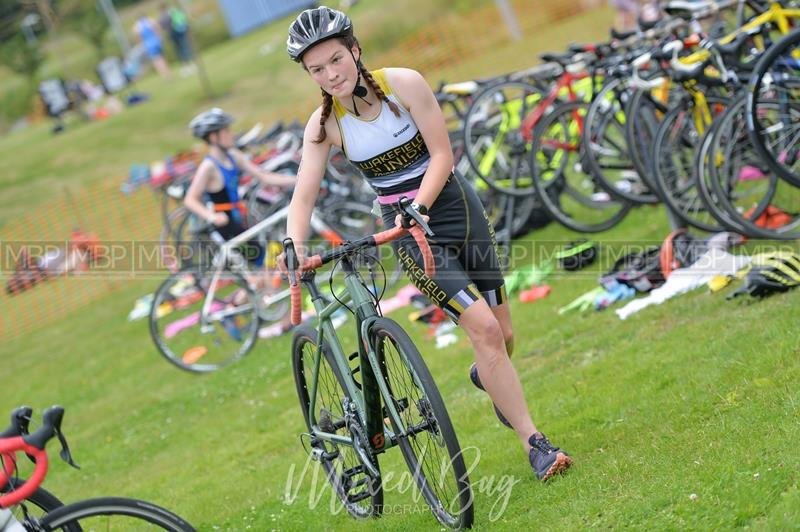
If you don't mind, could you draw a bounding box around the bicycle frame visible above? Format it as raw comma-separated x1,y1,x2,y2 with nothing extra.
199,205,342,327
301,256,409,456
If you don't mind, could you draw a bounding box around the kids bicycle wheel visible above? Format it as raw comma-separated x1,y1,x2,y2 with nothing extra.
291,325,384,519
36,496,195,531
149,267,260,373
370,318,474,529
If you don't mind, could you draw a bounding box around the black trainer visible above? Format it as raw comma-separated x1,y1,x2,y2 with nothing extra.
528,432,572,481
469,363,513,429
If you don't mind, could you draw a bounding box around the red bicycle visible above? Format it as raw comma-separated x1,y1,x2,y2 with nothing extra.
0,406,195,531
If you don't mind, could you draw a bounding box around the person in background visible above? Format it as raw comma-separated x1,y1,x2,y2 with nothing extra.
609,0,639,31
159,2,195,76
184,108,296,286
133,12,171,79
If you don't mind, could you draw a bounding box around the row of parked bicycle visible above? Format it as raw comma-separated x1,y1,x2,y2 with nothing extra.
441,0,800,239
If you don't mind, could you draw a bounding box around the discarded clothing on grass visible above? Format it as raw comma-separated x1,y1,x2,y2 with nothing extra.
558,286,606,315
519,285,551,302
504,261,553,294
594,280,636,310
615,248,752,320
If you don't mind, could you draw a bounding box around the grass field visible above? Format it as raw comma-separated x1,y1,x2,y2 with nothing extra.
2,1,800,530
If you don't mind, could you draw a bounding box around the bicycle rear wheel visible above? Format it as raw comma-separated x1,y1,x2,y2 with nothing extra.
291,325,383,519
149,267,260,373
37,497,195,531
582,77,659,204
651,96,727,232
370,318,473,529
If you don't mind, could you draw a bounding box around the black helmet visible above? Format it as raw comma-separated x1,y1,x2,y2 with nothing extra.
287,6,353,62
189,108,234,139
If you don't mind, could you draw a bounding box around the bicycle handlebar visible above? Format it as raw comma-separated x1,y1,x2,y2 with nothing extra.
0,406,79,509
283,198,436,326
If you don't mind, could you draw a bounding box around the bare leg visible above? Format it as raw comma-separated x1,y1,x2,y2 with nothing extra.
460,300,536,452
152,56,171,78
490,302,514,357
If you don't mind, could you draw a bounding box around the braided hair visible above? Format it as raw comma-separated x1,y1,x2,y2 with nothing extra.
313,88,334,144
358,62,401,119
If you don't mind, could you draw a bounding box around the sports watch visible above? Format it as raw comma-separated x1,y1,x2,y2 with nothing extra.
410,202,429,215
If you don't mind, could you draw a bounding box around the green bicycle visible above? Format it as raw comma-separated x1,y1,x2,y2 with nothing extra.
284,198,474,529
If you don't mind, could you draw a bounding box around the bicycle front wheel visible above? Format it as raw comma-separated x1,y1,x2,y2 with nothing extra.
2,477,72,529
291,325,384,519
149,267,260,373
371,318,473,529
37,497,195,531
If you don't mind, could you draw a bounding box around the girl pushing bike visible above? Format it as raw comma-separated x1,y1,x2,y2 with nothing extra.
281,6,572,482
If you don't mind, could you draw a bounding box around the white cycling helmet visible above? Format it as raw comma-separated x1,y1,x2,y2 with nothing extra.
287,6,353,62
189,108,234,139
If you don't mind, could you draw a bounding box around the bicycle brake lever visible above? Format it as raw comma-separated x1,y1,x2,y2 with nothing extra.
283,238,299,287
397,197,434,237
55,428,80,469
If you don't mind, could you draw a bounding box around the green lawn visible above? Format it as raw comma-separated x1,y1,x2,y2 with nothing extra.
2,1,799,530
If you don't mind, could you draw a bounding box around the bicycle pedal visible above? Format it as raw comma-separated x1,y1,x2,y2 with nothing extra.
342,464,375,502
347,488,374,504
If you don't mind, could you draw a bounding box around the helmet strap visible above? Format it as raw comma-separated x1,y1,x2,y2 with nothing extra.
349,50,371,117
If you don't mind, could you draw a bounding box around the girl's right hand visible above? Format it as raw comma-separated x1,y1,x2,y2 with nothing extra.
210,212,229,226
277,247,306,276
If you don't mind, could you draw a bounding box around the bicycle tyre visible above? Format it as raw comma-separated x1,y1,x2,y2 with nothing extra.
462,80,545,196
747,26,800,188
149,267,260,373
704,94,780,237
694,102,755,234
370,318,473,529
529,100,632,233
582,77,659,204
291,325,384,519
624,83,674,194
651,96,727,232
37,496,195,531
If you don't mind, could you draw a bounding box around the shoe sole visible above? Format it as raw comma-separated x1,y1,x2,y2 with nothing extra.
540,453,573,482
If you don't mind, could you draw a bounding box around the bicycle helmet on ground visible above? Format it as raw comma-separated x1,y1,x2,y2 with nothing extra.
189,108,234,139
729,251,800,298
287,6,353,62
